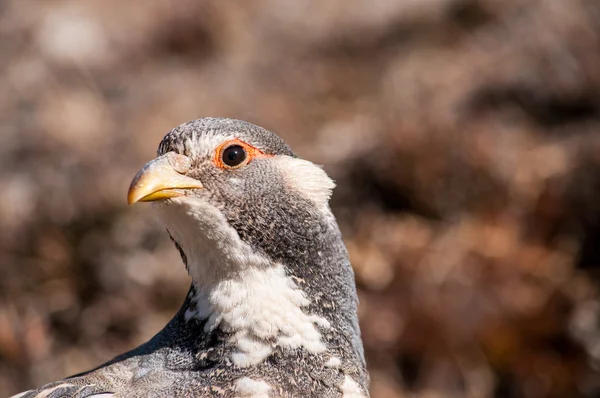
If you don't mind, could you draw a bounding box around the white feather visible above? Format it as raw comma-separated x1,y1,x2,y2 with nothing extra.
340,376,367,398
235,377,271,398
9,391,31,398
275,156,336,207
324,356,342,368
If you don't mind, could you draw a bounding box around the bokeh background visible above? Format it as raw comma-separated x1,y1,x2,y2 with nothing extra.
1,0,600,397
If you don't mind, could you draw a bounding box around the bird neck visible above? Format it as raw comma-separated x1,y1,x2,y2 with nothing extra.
155,198,365,371
177,228,359,368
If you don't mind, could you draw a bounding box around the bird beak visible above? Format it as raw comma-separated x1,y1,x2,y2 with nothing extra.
127,153,204,205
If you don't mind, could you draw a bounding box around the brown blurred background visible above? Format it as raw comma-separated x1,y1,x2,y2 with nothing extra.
2,0,600,397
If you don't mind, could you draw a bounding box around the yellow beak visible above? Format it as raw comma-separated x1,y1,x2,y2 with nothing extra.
127,153,204,205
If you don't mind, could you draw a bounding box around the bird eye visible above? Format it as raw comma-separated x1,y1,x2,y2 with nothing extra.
222,145,247,167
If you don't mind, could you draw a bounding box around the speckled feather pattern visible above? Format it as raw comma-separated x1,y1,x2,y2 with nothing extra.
158,118,295,159
17,118,369,398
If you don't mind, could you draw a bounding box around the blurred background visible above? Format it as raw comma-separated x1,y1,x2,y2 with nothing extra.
1,0,600,397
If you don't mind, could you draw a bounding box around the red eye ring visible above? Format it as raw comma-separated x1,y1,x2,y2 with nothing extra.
213,139,272,170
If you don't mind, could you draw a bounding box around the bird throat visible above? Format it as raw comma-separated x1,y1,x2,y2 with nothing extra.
182,264,331,367
156,198,337,368
149,195,368,396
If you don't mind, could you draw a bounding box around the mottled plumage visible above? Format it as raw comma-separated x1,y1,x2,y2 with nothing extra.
16,118,369,398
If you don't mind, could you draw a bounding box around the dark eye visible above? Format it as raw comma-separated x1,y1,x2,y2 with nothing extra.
222,145,247,167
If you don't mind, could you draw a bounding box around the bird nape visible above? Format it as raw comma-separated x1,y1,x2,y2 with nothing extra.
15,118,369,398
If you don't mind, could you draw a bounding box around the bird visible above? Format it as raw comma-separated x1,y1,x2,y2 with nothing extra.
14,118,369,398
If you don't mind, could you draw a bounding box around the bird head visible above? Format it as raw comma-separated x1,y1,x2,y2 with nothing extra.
127,118,337,288
126,118,366,379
